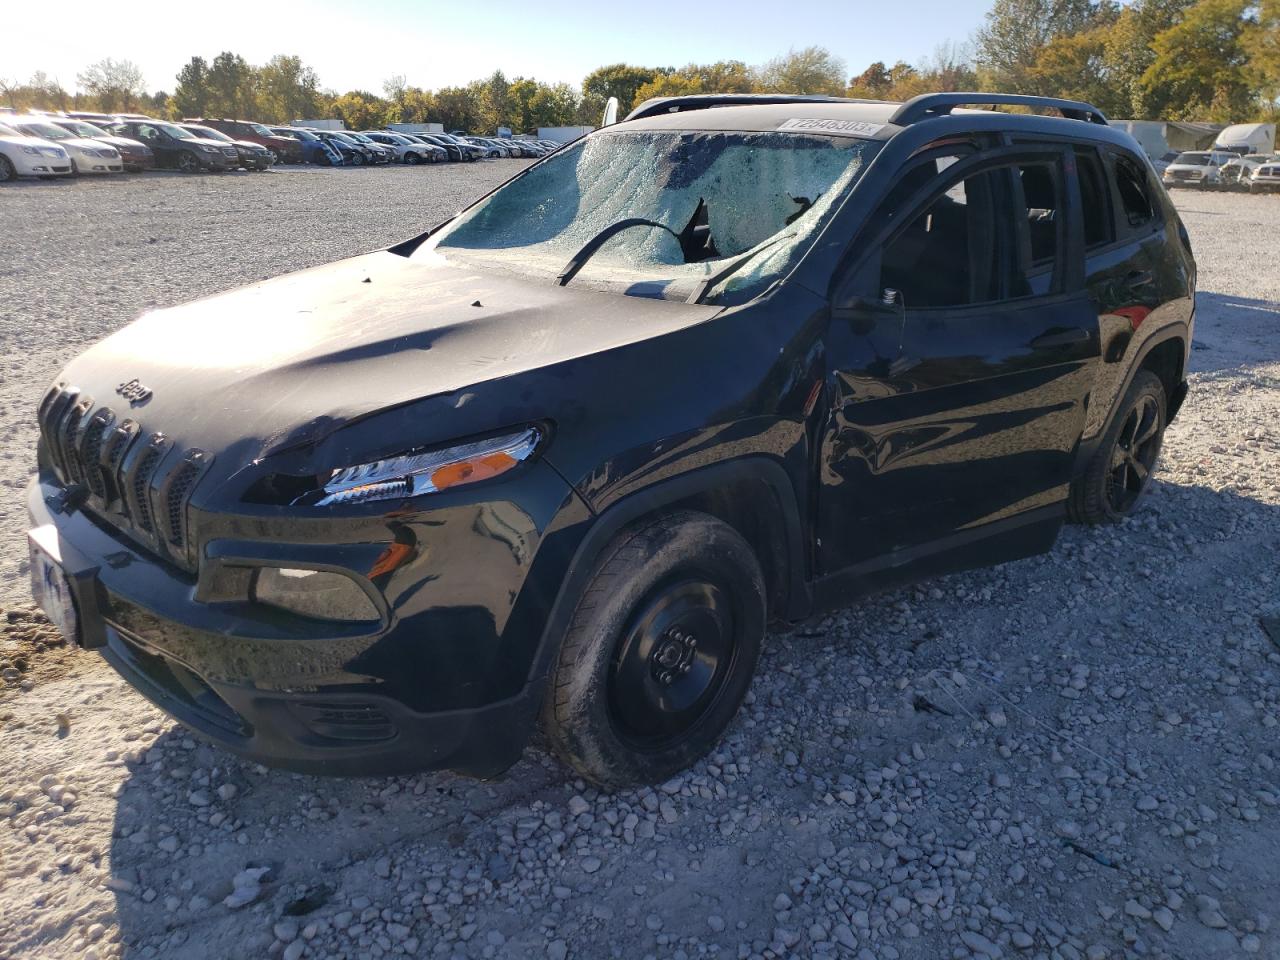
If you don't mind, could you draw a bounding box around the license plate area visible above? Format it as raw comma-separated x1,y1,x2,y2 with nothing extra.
28,525,81,648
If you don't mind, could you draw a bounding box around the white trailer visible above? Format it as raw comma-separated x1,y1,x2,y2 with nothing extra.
388,122,444,135
1213,123,1275,156
294,118,345,131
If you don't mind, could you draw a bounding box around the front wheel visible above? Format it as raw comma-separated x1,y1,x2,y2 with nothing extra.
177,151,201,173
348,151,364,166
0,156,15,182
543,512,766,788
405,151,422,165
1069,369,1166,524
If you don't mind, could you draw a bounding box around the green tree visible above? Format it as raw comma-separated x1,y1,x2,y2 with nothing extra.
258,55,321,123
327,90,389,130
581,63,661,116
1140,0,1256,119
632,60,754,104
171,57,210,118
976,0,1110,90
755,46,847,95
1245,0,1280,110
76,58,147,112
205,52,257,118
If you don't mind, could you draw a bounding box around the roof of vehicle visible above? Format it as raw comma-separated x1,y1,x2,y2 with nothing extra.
619,92,1124,146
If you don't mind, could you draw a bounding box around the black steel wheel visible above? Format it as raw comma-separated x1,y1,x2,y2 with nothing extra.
543,511,765,787
0,156,15,182
1069,369,1166,524
177,151,201,173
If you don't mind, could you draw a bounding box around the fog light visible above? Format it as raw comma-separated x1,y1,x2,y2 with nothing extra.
253,567,379,622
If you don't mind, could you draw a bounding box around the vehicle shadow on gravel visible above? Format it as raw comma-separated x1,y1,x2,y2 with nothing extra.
1188,291,1280,375
100,473,1280,958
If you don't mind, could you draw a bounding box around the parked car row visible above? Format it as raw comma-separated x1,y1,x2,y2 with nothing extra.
1161,149,1280,192
1,108,558,182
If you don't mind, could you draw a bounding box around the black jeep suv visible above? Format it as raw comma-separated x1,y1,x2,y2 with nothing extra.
28,93,1193,787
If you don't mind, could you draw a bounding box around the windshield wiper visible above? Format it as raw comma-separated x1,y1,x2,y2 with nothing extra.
685,233,794,305
555,219,680,287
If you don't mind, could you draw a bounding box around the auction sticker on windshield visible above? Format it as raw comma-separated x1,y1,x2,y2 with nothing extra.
776,118,886,137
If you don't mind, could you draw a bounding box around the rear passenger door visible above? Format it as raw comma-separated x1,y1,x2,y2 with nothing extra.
1074,147,1171,439
819,145,1100,572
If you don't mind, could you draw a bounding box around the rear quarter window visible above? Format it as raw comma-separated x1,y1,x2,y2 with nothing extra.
1110,153,1158,231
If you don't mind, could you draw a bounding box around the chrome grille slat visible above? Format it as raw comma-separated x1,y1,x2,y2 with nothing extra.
36,385,211,573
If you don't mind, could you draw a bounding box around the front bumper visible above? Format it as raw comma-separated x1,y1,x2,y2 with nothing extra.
25,470,567,778
9,152,72,177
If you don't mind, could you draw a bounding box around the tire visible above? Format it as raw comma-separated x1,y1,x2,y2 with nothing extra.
405,151,422,165
0,156,15,182
349,151,365,166
542,511,766,788
1069,369,1166,525
177,151,201,174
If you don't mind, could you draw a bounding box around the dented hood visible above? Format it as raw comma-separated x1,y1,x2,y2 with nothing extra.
56,250,719,468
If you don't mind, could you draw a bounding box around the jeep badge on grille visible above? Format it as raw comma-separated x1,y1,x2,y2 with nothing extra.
115,379,152,405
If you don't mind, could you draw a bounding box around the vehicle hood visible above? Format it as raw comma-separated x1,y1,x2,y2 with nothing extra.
229,138,268,152
182,136,234,150
92,135,150,153
1165,163,1212,173
0,134,63,152
58,136,115,153
55,250,720,467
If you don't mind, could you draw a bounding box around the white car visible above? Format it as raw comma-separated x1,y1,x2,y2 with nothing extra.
1161,150,1234,189
1250,157,1280,193
9,116,123,175
359,131,441,164
0,120,72,181
1220,154,1272,189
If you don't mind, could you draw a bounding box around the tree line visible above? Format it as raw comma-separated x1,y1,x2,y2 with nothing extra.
2,0,1276,131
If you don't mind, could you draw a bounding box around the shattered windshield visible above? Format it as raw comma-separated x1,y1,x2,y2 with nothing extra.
423,130,878,304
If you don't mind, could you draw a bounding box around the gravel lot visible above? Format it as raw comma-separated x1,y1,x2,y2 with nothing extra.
1,171,1279,960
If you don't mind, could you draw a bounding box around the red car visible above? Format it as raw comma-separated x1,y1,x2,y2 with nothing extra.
182,118,302,163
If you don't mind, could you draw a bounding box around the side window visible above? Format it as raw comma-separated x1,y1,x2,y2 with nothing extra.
879,167,1004,308
135,124,158,141
1111,154,1156,229
1015,163,1059,269
1074,148,1114,249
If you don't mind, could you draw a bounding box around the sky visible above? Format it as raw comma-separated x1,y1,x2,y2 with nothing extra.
10,0,989,96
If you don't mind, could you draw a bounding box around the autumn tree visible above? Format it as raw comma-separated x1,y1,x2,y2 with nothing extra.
632,61,754,104
258,55,322,123
581,63,662,116
976,0,1109,90
1140,0,1256,119
76,58,147,112
755,46,847,95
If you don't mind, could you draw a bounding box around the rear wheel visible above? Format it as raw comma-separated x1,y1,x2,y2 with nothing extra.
1069,369,1166,524
543,512,766,788
0,156,15,182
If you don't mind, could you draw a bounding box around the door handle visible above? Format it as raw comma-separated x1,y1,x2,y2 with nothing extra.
1030,328,1091,350
1126,269,1154,289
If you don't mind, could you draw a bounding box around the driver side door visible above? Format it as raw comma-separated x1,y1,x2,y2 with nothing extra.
817,144,1100,582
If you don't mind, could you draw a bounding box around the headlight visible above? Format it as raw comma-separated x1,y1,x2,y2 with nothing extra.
21,146,41,155
201,144,221,153
311,427,541,506
253,567,379,622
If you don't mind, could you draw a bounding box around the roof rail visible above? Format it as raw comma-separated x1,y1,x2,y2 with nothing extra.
626,93,868,122
889,92,1108,126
